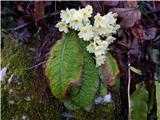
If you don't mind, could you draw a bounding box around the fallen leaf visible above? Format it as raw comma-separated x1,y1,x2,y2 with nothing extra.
130,66,142,75
90,1,103,14
131,25,158,42
80,1,88,7
128,38,145,60
144,27,158,40
101,53,120,89
111,8,141,28
34,1,45,21
103,1,119,7
127,1,138,8
131,25,145,42
16,3,25,13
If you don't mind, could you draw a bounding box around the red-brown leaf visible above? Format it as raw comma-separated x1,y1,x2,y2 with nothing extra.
34,1,45,21
131,25,145,42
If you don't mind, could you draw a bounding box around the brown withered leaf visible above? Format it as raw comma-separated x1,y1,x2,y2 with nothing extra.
34,1,45,21
103,1,119,7
16,3,25,13
90,1,103,14
127,1,138,8
111,8,141,28
144,27,158,40
101,53,120,89
80,1,88,7
131,25,145,42
128,38,145,60
131,25,158,42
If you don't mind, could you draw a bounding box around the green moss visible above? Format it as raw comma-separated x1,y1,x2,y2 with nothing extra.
1,34,116,120
67,102,115,120
1,34,61,120
1,89,60,120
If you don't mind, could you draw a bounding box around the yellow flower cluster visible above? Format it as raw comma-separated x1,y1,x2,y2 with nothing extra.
56,5,120,67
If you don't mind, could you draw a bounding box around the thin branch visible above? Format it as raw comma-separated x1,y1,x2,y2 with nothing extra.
128,54,131,120
144,9,160,15
14,21,34,31
26,61,46,70
14,12,60,31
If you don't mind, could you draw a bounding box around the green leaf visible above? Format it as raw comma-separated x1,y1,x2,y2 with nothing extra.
155,65,160,81
63,100,79,110
45,31,83,99
156,81,160,118
131,83,148,120
149,48,159,64
147,83,156,113
101,52,120,89
112,77,120,92
130,66,142,75
100,83,107,96
71,42,99,109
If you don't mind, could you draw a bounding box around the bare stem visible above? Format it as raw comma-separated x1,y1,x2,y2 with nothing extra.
128,54,131,120
26,61,46,70
14,12,60,31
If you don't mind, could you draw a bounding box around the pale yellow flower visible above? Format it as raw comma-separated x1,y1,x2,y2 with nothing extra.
78,24,93,41
85,5,93,15
93,25,106,35
94,13,104,27
69,10,83,30
96,55,106,67
105,35,116,44
104,12,117,25
87,42,96,53
81,5,93,22
55,21,68,33
94,45,106,57
60,8,74,23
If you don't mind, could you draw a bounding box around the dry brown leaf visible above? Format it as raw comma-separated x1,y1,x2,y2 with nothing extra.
111,8,141,28
16,3,25,13
103,1,119,7
34,1,45,21
131,25,158,42
144,27,158,40
131,25,145,42
127,1,138,8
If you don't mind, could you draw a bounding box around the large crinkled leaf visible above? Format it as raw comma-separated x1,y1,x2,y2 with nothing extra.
131,83,148,120
156,81,160,118
71,42,99,109
101,52,120,90
45,31,83,99
100,83,107,96
63,100,79,110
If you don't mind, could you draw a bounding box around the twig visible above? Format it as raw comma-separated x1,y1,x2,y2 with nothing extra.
55,1,57,12
144,9,160,15
26,61,46,70
128,54,131,120
14,21,34,31
14,11,60,31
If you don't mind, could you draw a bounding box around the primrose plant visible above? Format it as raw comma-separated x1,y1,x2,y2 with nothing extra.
56,5,120,67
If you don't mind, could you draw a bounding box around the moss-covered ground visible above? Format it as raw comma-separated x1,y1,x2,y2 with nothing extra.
1,33,116,120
